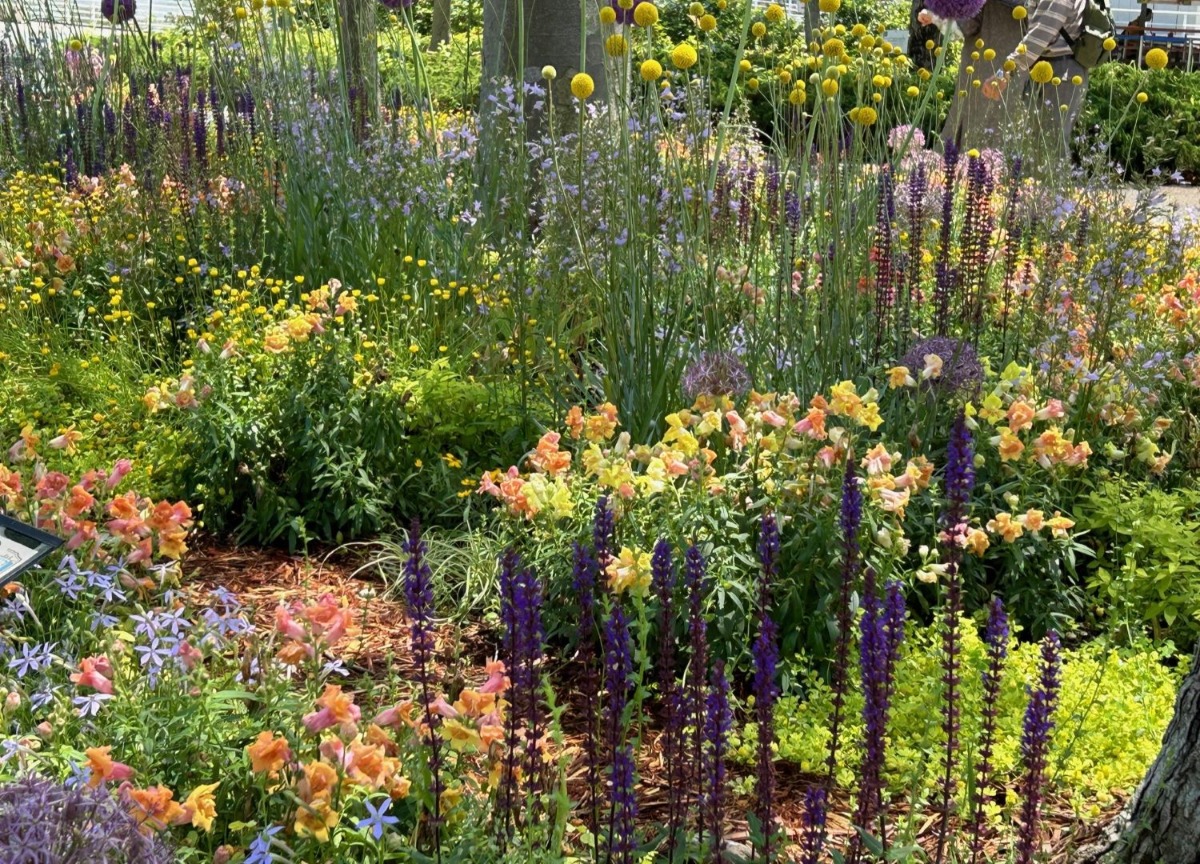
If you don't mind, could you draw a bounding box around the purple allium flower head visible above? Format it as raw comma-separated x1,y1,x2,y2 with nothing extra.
922,0,986,26
900,336,983,398
0,775,173,862
100,0,136,23
378,0,415,8
681,350,752,402
1015,632,1061,864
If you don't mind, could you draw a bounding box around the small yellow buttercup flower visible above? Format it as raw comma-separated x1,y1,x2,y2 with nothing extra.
599,6,617,24
1012,5,1027,19
634,2,658,26
699,13,717,31
752,21,767,38
1030,60,1054,84
765,3,785,23
605,34,628,56
1145,48,1168,70
671,43,699,69
571,73,595,100
640,59,663,81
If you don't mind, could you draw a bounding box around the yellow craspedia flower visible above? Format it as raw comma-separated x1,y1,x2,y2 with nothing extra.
1071,74,1083,85
571,73,595,100
765,3,785,23
1136,91,1148,103
752,21,767,38
821,77,839,96
819,0,841,11
853,105,878,125
739,59,752,72
717,0,727,7
1145,48,1168,70
1012,5,1027,19
1103,37,1116,51
235,6,248,18
852,23,867,37
779,69,792,84
671,43,699,69
822,38,844,56
640,58,663,81
68,38,84,51
871,74,887,88
747,77,760,91
542,65,557,80
789,85,806,105
906,85,919,97
983,48,995,60
1030,60,1054,84
599,6,617,24
605,33,628,56
1051,76,1061,85
619,0,633,7
1003,58,1017,72
634,2,658,26
688,1,704,14
699,13,717,31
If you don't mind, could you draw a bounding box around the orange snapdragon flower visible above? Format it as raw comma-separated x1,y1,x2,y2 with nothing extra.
246,731,293,774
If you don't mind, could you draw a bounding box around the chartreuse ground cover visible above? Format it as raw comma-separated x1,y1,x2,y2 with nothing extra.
2,0,1200,862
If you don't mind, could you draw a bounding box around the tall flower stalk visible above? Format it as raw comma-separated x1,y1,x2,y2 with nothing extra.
403,520,443,864
1015,632,1062,864
827,458,863,788
604,603,636,864
934,412,975,864
753,514,781,862
651,539,683,864
573,541,601,860
798,787,828,864
685,543,710,847
969,598,1009,864
705,661,732,864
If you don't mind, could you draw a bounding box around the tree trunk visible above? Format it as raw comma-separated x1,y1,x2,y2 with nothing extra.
1077,641,1200,864
907,0,941,72
430,0,452,50
336,0,378,140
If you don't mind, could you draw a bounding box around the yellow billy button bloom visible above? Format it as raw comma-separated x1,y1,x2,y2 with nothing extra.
766,4,786,23
852,106,878,125
1030,60,1054,85
1012,5,1027,19
747,77,760,91
699,13,717,31
542,65,556,80
688,1,703,14
1145,48,1168,70
983,48,996,60
789,85,806,105
819,0,841,11
599,6,617,24
739,58,752,72
1103,36,1116,51
671,43,699,69
821,77,839,96
640,59,663,81
752,21,767,38
1003,58,1017,72
1136,91,1148,103
906,85,920,97
605,33,628,56
634,2,658,26
571,73,595,100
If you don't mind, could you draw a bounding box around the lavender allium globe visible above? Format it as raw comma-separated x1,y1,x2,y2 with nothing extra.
0,775,174,863
681,350,751,402
900,336,983,397
378,0,415,8
921,0,986,21
100,0,136,23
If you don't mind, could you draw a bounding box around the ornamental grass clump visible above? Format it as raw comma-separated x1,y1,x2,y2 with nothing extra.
0,774,174,864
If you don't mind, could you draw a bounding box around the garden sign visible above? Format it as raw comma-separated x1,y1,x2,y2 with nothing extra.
0,514,63,590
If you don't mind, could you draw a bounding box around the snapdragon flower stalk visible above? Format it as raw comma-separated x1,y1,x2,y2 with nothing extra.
1015,632,1062,864
934,412,975,864
403,520,443,864
969,598,1009,864
753,514,781,862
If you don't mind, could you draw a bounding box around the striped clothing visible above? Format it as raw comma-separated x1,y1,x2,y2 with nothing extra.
1007,0,1088,70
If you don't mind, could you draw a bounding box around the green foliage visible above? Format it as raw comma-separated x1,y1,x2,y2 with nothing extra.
1083,64,1200,181
1078,482,1200,641
734,622,1182,815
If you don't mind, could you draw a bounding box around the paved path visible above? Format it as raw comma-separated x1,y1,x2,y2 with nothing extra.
1123,185,1200,211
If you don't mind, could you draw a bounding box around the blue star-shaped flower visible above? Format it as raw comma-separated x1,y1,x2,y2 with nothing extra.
356,797,399,841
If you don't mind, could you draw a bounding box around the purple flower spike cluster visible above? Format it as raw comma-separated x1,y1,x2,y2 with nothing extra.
753,514,782,861
970,598,1009,864
685,544,711,844
403,521,443,861
827,459,863,784
798,786,827,864
604,604,637,864
651,539,685,863
705,661,733,864
1016,632,1062,864
500,550,544,802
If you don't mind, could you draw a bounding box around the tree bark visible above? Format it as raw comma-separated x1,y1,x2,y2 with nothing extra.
1077,641,1200,864
430,0,452,50
336,0,378,140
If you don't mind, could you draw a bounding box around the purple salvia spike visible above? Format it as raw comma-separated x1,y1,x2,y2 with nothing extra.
1015,632,1061,864
969,597,1009,864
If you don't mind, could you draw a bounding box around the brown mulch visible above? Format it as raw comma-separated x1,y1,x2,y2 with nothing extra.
182,538,1125,863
